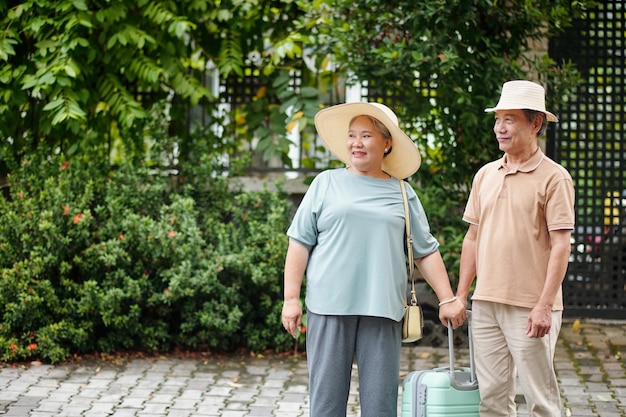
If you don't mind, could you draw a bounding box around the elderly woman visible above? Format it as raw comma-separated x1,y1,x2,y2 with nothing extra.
281,102,465,417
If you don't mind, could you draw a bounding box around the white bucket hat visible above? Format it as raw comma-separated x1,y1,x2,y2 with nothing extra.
314,102,421,179
485,80,559,122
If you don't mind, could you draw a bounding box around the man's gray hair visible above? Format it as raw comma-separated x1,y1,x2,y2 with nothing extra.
522,109,548,137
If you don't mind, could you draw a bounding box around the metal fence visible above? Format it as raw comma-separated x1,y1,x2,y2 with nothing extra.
549,0,626,318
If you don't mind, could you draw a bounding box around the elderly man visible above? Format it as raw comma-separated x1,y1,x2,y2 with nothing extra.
456,80,575,416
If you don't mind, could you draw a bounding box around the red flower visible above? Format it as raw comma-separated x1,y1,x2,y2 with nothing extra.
28,343,37,351
73,213,84,224
10,344,17,352
63,205,70,216
168,230,176,238
61,161,70,170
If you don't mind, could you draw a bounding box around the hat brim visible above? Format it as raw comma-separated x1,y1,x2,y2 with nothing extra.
314,103,421,179
484,106,559,123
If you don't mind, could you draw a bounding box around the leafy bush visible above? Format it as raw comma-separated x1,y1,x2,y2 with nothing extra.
0,148,295,363
413,178,468,285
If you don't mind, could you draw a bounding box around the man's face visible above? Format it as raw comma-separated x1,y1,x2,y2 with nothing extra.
493,109,538,155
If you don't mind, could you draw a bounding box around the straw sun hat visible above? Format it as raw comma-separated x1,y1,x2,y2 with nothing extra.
314,102,421,179
484,80,559,122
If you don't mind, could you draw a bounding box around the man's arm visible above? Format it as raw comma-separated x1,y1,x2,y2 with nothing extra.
456,224,478,309
526,229,572,338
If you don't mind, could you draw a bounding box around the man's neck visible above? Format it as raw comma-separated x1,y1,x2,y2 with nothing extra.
505,146,540,170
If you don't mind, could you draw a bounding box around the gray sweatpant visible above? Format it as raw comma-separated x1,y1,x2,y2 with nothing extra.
306,310,402,417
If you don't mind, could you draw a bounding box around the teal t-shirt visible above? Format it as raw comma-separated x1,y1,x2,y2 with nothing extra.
287,168,439,322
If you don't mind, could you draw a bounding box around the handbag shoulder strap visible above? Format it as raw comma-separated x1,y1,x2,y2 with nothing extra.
399,180,418,306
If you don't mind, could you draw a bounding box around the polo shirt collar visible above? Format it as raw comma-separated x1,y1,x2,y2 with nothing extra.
498,148,544,174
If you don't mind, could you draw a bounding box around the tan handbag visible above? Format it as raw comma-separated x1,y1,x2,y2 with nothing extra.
400,180,424,343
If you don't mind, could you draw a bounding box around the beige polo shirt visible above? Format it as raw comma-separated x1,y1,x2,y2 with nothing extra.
463,149,575,311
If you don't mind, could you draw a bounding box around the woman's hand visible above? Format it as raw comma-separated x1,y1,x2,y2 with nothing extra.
281,298,303,338
438,298,466,329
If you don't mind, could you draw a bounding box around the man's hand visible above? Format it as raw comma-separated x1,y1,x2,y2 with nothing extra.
526,305,552,338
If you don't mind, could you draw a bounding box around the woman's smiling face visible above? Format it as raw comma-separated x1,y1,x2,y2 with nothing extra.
346,115,392,177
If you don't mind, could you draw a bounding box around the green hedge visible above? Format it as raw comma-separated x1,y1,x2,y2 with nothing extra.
0,150,296,363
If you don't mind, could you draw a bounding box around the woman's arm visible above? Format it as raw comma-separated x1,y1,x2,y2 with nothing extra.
281,239,310,337
415,250,466,328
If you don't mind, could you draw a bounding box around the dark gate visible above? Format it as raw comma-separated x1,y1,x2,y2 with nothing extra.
549,0,626,318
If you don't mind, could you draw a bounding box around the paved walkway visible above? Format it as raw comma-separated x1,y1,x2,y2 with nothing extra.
0,319,624,416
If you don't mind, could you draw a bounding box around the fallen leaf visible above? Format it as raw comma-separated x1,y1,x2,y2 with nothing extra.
596,394,613,402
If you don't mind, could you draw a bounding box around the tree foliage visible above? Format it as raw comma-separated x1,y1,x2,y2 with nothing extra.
1,0,595,177
0,0,307,167
298,0,590,187
0,0,214,161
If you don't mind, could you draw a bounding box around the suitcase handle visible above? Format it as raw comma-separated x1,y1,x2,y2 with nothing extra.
447,310,478,390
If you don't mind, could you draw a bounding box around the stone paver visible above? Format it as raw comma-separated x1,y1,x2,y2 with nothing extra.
0,319,623,416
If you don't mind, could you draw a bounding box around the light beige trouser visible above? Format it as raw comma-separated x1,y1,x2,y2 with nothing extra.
472,301,562,417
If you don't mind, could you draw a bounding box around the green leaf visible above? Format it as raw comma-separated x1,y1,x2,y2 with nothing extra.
0,38,17,60
71,0,88,11
64,63,77,78
300,86,319,98
43,98,65,111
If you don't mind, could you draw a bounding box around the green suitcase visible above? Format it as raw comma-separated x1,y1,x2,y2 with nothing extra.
401,314,480,416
